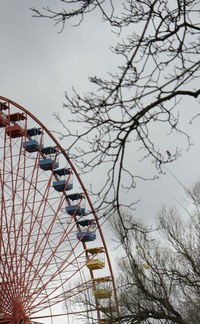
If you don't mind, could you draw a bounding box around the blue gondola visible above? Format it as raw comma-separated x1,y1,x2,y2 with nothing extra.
66,193,83,201
76,231,96,242
39,146,59,171
65,205,85,216
23,140,43,152
53,168,72,192
53,179,73,192
53,168,71,177
66,192,85,215
41,146,57,155
23,128,43,152
76,219,93,227
26,128,42,137
39,158,59,171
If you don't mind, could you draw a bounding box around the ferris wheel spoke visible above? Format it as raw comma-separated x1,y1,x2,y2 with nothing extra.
21,150,45,259
0,174,14,288
24,217,77,298
30,278,94,316
24,218,88,309
10,138,28,288
28,250,89,312
18,150,46,287
21,188,67,300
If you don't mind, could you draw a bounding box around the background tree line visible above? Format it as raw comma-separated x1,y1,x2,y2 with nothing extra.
112,180,200,323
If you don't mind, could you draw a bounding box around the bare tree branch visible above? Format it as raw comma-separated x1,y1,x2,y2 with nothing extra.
32,0,200,221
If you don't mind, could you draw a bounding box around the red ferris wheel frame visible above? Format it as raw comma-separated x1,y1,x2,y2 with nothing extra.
0,96,120,324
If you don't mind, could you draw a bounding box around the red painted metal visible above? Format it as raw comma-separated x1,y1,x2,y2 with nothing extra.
0,96,120,324
0,115,8,127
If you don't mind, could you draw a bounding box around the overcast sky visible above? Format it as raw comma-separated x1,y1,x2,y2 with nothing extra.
1,0,200,225
1,1,200,323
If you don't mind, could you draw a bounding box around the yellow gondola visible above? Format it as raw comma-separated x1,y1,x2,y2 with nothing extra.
93,277,112,299
93,288,112,299
85,247,105,270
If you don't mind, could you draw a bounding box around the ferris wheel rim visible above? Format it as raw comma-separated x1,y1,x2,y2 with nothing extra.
0,96,120,323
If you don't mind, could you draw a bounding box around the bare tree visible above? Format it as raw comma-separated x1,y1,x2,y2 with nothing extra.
31,1,200,221
110,181,200,323
59,182,200,323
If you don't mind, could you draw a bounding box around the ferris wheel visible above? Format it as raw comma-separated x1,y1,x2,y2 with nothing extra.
0,97,119,324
